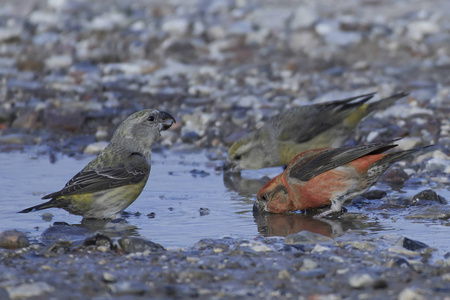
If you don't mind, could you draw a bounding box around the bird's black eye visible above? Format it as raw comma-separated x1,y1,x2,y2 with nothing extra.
148,116,155,122
234,155,241,160
260,194,267,202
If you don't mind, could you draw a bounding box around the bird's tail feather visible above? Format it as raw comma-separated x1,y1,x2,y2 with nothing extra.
18,201,55,214
366,92,408,114
381,145,433,166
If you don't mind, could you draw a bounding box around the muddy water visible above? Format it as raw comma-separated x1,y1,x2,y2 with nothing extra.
1,148,449,252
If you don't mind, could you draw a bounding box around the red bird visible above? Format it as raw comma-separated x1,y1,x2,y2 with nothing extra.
255,140,430,218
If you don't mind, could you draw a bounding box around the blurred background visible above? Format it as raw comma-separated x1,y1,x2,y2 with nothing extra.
0,0,448,157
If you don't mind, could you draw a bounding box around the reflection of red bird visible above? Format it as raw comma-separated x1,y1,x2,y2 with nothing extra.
255,140,430,217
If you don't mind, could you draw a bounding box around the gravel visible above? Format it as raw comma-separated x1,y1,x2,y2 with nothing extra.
0,0,449,298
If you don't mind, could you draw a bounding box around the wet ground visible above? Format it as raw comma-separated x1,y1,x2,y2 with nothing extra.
2,148,449,252
1,0,450,298
1,148,450,299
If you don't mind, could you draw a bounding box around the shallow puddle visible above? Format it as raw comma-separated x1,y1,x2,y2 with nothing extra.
1,148,449,252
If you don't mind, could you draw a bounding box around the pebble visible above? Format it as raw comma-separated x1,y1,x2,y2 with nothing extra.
45,55,73,70
398,287,426,300
301,258,318,271
347,241,377,251
407,21,439,41
41,213,53,222
0,27,22,42
405,204,450,219
7,282,54,299
118,237,165,253
290,5,318,29
84,141,108,154
388,246,420,257
110,281,149,296
199,207,210,216
411,189,447,205
400,237,428,251
103,272,116,283
240,241,273,253
162,18,190,36
311,244,331,253
0,134,36,145
348,273,375,289
0,230,30,249
284,230,334,245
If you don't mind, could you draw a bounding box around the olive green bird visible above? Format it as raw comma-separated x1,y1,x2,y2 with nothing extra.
19,109,176,219
224,92,407,172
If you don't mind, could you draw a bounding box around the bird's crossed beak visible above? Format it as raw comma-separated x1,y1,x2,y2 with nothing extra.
253,199,268,213
222,159,235,173
158,111,176,131
223,159,242,173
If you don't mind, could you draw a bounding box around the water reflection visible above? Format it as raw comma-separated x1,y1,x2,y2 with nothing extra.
253,211,367,238
222,171,270,197
41,218,140,245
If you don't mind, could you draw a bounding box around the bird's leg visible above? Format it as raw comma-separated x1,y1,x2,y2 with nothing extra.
314,199,343,219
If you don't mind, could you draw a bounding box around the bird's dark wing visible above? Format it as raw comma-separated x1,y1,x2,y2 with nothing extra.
273,93,375,143
42,153,150,199
287,141,398,181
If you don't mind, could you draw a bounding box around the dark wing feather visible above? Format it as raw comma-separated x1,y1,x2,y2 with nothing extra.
42,154,150,199
275,93,375,143
288,141,398,181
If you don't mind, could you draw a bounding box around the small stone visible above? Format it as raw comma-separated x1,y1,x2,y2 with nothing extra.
240,241,273,252
83,234,112,249
44,108,85,132
97,245,109,252
401,237,428,251
84,141,108,154
398,287,426,300
103,272,116,283
284,230,334,245
7,282,54,299
11,111,38,129
301,258,318,271
162,18,190,36
405,204,450,219
199,207,210,216
426,157,449,173
0,27,22,42
41,213,53,222
110,281,148,296
311,244,331,253
186,257,199,263
348,274,375,289
0,133,36,145
0,287,9,300
412,189,447,205
45,54,73,69
95,127,109,141
361,190,387,200
330,256,344,263
0,230,30,249
118,237,165,253
278,269,290,280
388,246,420,256
182,131,201,143
383,167,409,186
348,241,377,251
189,169,210,177
42,223,90,243
407,21,439,41
147,212,156,218
290,5,318,29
